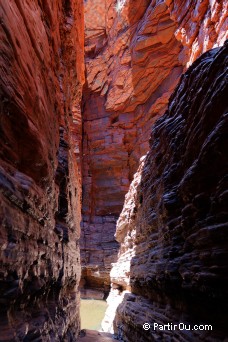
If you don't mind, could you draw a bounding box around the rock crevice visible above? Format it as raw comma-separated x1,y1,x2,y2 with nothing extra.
80,0,228,299
0,0,228,340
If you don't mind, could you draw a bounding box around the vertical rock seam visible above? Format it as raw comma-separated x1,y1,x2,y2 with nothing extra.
0,0,84,340
109,42,228,341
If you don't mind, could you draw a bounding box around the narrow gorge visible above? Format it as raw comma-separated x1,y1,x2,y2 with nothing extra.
0,0,227,341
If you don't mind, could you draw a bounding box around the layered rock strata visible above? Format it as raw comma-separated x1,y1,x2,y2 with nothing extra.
0,0,84,340
80,0,228,296
107,43,228,340
80,0,183,297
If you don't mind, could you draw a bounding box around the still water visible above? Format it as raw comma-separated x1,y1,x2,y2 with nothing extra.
80,299,108,330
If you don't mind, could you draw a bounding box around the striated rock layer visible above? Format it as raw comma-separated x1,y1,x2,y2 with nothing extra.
107,43,228,340
0,0,84,340
80,0,228,296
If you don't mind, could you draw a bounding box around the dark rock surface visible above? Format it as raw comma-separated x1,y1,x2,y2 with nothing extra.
0,0,84,340
110,42,228,340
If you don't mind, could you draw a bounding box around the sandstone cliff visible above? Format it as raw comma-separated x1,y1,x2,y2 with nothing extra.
0,0,84,340
80,0,228,297
108,42,228,340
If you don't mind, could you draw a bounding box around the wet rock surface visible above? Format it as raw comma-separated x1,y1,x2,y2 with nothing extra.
80,0,228,295
0,0,84,340
108,42,228,340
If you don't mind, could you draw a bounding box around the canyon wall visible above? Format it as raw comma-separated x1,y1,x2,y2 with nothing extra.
80,0,228,297
0,0,84,340
108,42,228,340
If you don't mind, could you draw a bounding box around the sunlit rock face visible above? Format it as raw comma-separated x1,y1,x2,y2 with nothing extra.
109,43,228,340
0,0,84,340
80,0,228,297
166,0,228,66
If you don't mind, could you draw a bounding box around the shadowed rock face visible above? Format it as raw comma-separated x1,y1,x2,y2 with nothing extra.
80,0,228,296
0,0,84,340
109,42,228,341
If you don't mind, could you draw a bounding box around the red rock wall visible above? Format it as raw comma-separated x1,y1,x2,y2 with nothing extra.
166,0,228,66
0,0,84,340
111,42,228,340
80,0,228,296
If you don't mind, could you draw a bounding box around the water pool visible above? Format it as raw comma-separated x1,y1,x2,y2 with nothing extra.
80,299,108,330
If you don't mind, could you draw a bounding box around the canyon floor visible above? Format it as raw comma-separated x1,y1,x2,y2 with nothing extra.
78,330,115,342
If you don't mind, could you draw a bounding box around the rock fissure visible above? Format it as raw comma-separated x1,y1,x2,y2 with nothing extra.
0,0,228,341
80,0,227,299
